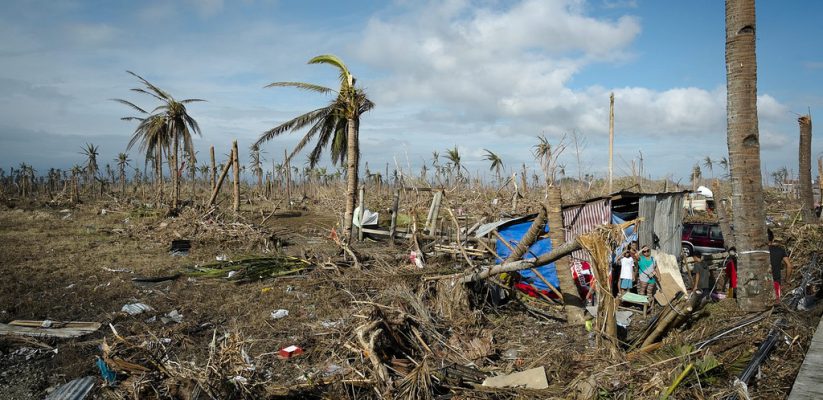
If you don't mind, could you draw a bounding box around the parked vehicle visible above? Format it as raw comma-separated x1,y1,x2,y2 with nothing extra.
682,222,726,257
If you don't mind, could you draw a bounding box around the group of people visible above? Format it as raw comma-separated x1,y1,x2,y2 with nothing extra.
616,242,661,299
613,228,793,305
691,229,792,304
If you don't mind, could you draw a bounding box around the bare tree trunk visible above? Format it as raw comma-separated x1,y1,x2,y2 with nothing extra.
547,186,586,325
172,132,179,209
799,115,814,222
232,140,240,212
343,117,360,243
504,206,546,261
819,156,823,222
207,152,234,208
608,92,614,193
725,0,772,311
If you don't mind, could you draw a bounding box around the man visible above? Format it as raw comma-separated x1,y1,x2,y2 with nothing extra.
691,252,711,300
768,229,793,302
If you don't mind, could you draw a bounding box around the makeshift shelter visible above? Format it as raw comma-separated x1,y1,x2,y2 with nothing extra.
563,190,688,266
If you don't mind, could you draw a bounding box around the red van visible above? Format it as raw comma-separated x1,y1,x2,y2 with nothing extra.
681,223,726,257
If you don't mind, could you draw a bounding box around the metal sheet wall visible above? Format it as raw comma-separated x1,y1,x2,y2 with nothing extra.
652,193,685,258
563,198,611,264
638,195,657,248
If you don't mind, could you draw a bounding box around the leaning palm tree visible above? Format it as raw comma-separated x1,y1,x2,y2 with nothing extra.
253,54,374,242
114,71,204,209
725,0,771,311
482,149,504,183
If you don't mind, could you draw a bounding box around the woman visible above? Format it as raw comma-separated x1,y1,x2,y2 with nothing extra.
637,246,659,297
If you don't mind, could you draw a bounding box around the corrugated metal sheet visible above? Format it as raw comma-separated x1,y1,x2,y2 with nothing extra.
638,195,657,248
563,198,611,263
653,193,685,258
45,376,95,400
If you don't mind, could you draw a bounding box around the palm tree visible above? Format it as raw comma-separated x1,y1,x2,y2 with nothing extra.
116,153,131,196
798,115,814,221
718,156,730,178
249,147,264,193
253,54,374,241
80,143,99,194
444,146,464,184
725,0,771,311
703,156,714,180
483,149,504,183
690,164,702,191
114,71,204,209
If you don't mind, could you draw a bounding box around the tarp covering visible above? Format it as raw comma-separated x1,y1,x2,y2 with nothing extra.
495,220,560,291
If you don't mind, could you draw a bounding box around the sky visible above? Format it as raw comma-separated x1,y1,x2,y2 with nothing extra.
1,0,822,184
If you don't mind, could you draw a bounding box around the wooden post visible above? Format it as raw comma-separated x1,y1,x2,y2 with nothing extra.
232,140,240,212
284,149,291,209
210,145,216,192
357,185,366,241
389,188,400,241
426,190,443,235
608,92,615,193
206,151,233,208
818,156,823,222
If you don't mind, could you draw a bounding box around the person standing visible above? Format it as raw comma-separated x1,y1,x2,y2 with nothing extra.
768,229,793,303
691,252,711,300
619,250,635,296
637,246,659,297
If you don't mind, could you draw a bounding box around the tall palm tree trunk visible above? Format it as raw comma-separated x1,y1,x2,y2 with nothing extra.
343,117,359,242
547,186,586,325
725,0,772,311
172,132,179,209
798,115,814,222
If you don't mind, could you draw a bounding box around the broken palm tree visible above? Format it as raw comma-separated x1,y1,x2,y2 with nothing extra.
184,255,311,283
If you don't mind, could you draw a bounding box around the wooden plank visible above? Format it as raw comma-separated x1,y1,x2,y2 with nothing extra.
788,316,823,399
0,322,101,338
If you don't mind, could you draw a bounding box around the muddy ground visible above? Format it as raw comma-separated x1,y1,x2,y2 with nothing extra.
0,199,820,399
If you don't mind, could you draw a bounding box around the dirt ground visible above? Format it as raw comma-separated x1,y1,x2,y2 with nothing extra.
0,199,820,399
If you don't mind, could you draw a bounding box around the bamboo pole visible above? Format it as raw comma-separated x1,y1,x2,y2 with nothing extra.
232,140,240,212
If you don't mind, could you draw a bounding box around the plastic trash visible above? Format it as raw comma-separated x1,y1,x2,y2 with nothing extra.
161,310,183,324
271,309,289,319
409,251,425,268
96,357,116,384
121,303,153,315
216,254,228,261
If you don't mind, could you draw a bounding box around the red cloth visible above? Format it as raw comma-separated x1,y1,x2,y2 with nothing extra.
725,259,737,289
773,281,781,301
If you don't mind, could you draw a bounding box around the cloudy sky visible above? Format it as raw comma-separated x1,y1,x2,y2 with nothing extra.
2,0,822,183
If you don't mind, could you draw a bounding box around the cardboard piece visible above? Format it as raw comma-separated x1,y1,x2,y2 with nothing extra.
653,251,687,306
482,366,549,390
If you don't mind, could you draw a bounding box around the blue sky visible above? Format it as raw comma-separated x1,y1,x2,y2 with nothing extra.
1,0,822,184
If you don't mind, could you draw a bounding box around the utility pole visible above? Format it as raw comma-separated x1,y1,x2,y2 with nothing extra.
608,92,615,193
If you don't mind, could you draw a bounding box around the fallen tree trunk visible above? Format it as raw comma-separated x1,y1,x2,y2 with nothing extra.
456,239,582,283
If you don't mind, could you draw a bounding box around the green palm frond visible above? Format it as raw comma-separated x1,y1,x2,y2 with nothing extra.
264,81,334,94
308,54,352,86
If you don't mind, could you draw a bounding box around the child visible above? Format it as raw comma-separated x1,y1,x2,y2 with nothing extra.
637,246,659,297
619,250,635,296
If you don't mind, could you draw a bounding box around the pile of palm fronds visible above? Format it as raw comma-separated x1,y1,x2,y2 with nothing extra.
184,255,311,283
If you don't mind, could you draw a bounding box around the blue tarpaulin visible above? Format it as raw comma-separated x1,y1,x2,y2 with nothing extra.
495,220,560,291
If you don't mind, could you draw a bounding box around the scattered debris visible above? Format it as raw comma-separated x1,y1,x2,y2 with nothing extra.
271,309,289,320
161,310,183,324
482,366,549,389
121,303,153,315
0,320,101,338
45,376,95,400
169,239,191,256
278,345,303,359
